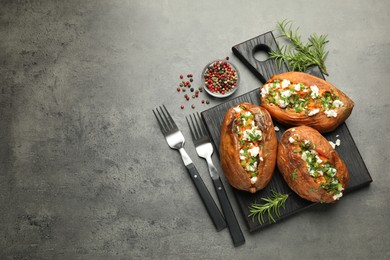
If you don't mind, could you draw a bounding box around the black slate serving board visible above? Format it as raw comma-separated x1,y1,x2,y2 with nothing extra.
201,32,372,232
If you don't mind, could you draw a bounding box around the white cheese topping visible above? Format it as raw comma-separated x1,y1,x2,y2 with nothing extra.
248,146,260,157
308,109,320,116
250,176,257,184
245,163,257,172
333,193,343,201
281,79,291,89
239,149,246,160
325,109,338,118
331,168,337,177
294,84,301,91
259,157,264,161
329,139,341,149
310,85,319,98
333,100,344,108
278,99,288,108
301,151,308,161
233,106,241,112
261,84,269,97
289,137,295,143
274,126,280,132
315,155,323,164
280,90,292,98
242,128,262,141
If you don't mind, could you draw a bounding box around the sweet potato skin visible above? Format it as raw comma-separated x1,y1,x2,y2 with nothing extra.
260,72,354,133
277,126,350,203
219,102,277,193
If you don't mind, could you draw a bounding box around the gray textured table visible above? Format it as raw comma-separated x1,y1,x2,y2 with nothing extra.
1,0,389,259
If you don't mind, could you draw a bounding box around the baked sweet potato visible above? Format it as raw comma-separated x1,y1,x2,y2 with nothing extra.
277,126,349,203
220,102,277,193
260,72,354,133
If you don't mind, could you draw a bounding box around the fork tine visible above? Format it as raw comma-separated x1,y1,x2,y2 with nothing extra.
186,116,197,140
162,105,177,130
155,106,169,133
153,108,165,133
196,112,208,138
191,114,201,140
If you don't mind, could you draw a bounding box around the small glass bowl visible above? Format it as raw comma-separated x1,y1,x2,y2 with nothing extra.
201,59,240,98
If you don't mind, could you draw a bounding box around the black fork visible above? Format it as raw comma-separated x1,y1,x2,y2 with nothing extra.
153,105,226,231
187,113,245,247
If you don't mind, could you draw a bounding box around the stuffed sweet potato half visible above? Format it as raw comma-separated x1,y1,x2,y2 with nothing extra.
277,126,349,203
260,72,354,133
220,102,277,193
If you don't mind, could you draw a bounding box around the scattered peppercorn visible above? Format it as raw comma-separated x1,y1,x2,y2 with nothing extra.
225,56,229,60
177,72,208,110
206,100,210,104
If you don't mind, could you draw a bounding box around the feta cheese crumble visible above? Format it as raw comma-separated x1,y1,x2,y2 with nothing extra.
308,109,320,116
278,99,288,108
280,90,292,98
333,100,344,108
261,85,269,97
333,193,343,201
281,79,290,88
250,176,257,184
239,149,246,160
248,146,260,157
325,109,338,118
310,85,319,98
233,106,241,113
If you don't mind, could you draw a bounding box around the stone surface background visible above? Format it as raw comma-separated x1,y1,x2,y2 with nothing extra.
0,0,389,259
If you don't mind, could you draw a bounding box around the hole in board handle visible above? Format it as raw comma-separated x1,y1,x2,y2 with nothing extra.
252,44,271,62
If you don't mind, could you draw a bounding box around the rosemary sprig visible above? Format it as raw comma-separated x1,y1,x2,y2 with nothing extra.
248,190,289,225
269,19,330,76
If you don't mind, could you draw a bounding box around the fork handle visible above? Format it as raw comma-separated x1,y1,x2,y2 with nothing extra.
212,177,246,247
186,163,227,231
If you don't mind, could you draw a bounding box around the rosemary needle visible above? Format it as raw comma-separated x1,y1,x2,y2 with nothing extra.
248,190,289,225
269,19,330,76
